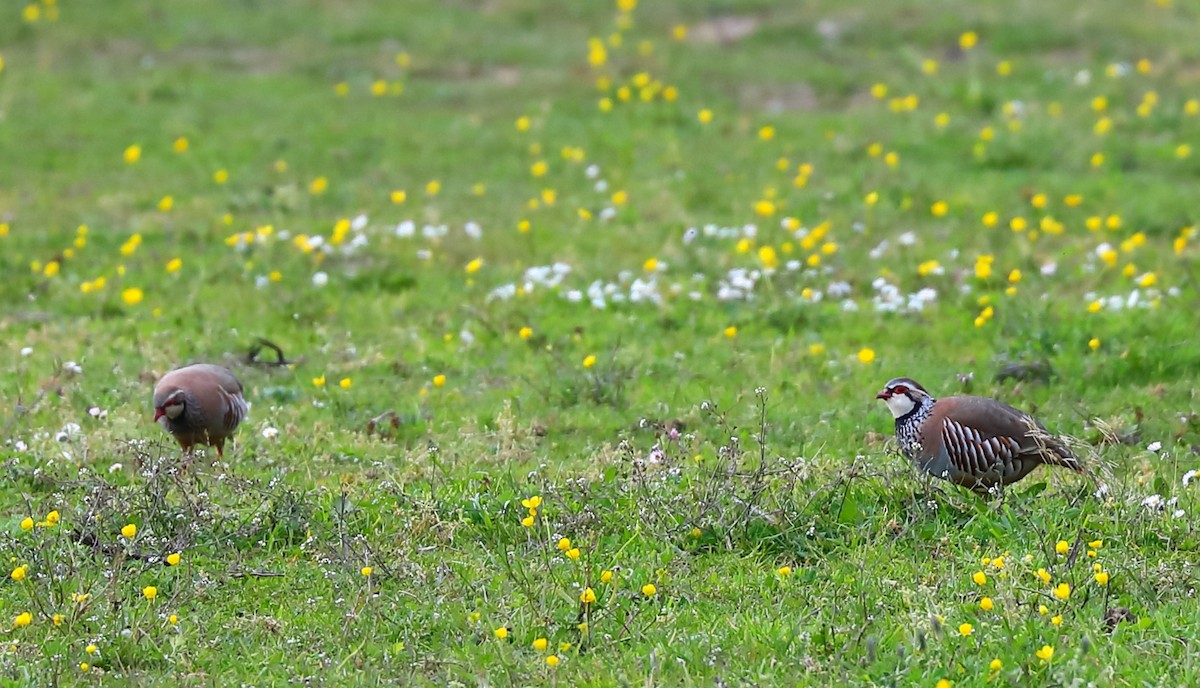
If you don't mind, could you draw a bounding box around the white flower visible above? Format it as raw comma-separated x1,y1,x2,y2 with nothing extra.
683,228,698,244
897,231,917,246
599,207,616,220
255,275,270,289
261,426,280,440
1183,470,1198,487
464,221,482,239
459,329,475,346
20,347,32,357
351,214,368,231
395,221,415,238
87,407,107,419
585,164,600,179
109,463,123,473
1040,261,1057,276
63,361,83,374
1147,441,1162,453
1141,494,1163,510
311,272,329,287
594,180,608,193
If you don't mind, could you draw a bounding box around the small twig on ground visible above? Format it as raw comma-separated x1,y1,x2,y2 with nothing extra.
247,337,298,367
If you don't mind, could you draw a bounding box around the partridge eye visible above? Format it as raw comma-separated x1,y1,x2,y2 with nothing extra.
892,385,909,394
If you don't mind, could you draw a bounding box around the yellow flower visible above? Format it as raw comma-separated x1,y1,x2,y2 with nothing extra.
1137,272,1157,288
11,565,27,581
517,326,534,341
12,612,31,629
1053,582,1071,600
515,115,531,132
43,261,60,277
166,258,182,273
546,655,560,667
808,343,825,356
121,288,144,306
142,586,157,600
425,180,441,195
312,376,326,387
777,566,792,577
600,570,614,584
641,583,657,597
213,169,229,184
339,378,352,390
124,144,142,164
958,623,973,637
532,637,548,651
20,517,33,531
557,538,571,551
1008,269,1021,283
979,597,994,611
166,553,181,566
1051,614,1063,626
936,680,951,688
566,548,581,560
1095,571,1110,585
1088,338,1100,351
758,125,775,141
1089,539,1103,549
857,348,875,364
934,112,950,128
494,626,509,639
1091,152,1105,167
931,200,948,217
884,151,899,167
1036,645,1054,661
959,31,978,49
972,571,987,586
921,58,938,75
521,496,541,510
580,587,596,604
121,523,137,538
169,614,178,625
990,658,1002,671
582,355,596,369
1055,540,1069,555
521,515,535,528
80,663,90,673
52,614,63,626
361,566,373,577
431,374,447,389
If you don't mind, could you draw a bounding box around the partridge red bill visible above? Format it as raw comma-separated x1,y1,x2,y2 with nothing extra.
875,377,1083,491
153,363,247,457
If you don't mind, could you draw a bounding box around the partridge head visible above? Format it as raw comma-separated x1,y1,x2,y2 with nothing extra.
875,376,1083,492
153,364,247,457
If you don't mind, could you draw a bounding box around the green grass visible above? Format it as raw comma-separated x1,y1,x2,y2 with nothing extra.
2,0,1199,684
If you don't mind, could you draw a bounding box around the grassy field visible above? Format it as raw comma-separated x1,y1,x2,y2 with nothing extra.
2,0,1200,684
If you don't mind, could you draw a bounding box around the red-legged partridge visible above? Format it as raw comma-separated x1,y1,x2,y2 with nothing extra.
875,377,1083,492
153,364,247,457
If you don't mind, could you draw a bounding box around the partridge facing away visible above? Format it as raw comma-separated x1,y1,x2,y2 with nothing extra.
152,364,247,457
875,377,1083,492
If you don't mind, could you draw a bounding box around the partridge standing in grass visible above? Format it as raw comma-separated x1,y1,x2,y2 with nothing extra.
153,364,247,457
875,377,1084,492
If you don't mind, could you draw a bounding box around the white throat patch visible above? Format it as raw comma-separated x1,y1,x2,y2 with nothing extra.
884,394,916,419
